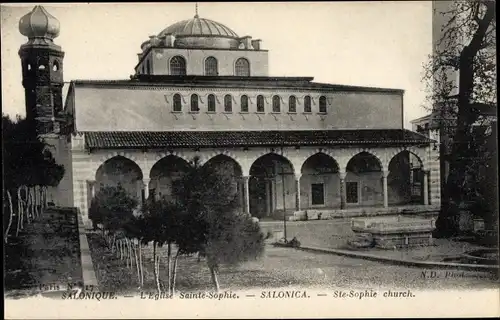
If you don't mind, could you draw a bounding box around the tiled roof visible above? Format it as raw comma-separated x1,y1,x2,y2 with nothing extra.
84,129,433,149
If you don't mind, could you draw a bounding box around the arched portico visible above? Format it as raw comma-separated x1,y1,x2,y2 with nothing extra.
149,155,190,202
388,150,428,205
299,153,340,210
345,152,384,207
203,154,244,208
93,155,144,207
248,153,295,219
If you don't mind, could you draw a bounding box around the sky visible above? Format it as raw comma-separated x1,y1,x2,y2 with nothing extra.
1,2,432,128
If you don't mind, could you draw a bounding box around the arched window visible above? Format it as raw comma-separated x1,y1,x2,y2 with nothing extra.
272,95,281,113
319,96,327,113
207,94,216,112
205,56,218,76
52,60,59,72
256,95,265,112
289,96,297,113
235,58,250,76
191,94,199,112
240,95,249,112
224,95,233,112
304,95,312,113
173,94,182,112
170,56,186,75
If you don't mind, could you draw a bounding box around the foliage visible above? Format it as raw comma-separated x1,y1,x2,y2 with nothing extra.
2,114,65,190
422,0,497,235
89,185,138,234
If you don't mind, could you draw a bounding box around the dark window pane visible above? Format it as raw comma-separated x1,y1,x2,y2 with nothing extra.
304,96,311,113
191,94,199,112
289,96,296,113
208,94,216,112
224,95,232,112
257,95,265,112
241,95,248,112
346,182,359,203
311,183,325,205
173,94,182,112
319,96,327,113
170,56,186,75
272,95,280,112
205,57,218,76
235,58,250,76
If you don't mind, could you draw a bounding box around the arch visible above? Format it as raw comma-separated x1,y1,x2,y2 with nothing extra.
224,94,232,112
240,95,249,112
93,151,143,179
149,154,191,201
204,56,218,76
319,96,327,113
94,155,144,201
207,94,216,112
272,95,281,113
300,152,339,174
387,150,425,205
386,147,427,170
170,55,186,75
190,94,199,112
235,57,250,76
289,95,297,113
203,154,244,177
346,151,383,173
249,152,296,218
173,93,182,112
303,95,312,113
256,95,265,112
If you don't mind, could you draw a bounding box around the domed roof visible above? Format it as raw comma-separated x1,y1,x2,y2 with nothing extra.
19,5,60,40
158,15,238,38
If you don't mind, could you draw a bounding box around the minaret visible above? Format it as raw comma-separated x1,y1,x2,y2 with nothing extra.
18,5,65,136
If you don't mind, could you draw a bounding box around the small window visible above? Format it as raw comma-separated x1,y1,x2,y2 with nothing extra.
38,64,46,70
319,96,327,113
224,94,232,112
311,183,325,205
346,182,359,204
173,94,182,112
256,95,265,112
272,95,281,113
288,96,297,113
190,94,199,112
52,61,59,72
27,63,32,71
240,95,249,112
235,58,250,76
304,95,312,113
208,94,216,112
170,55,186,75
205,56,218,76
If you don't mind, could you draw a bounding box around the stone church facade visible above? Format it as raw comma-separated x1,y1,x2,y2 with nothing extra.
18,6,441,225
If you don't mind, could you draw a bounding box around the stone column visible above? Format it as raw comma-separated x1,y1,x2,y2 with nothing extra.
143,178,150,203
242,176,250,214
382,170,389,208
339,171,346,209
295,174,301,211
423,170,429,205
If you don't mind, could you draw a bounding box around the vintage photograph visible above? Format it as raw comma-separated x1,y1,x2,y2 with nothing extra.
2,1,498,318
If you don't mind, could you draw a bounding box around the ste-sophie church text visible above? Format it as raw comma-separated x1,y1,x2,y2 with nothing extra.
18,5,441,225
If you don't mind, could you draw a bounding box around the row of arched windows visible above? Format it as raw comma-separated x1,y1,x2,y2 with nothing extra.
142,55,251,76
172,94,328,113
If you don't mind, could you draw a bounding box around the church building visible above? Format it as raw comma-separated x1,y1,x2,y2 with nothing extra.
18,5,441,225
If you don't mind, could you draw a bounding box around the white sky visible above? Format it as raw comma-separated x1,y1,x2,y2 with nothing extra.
1,2,432,128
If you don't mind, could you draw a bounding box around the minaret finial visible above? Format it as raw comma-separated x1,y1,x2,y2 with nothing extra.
194,2,199,18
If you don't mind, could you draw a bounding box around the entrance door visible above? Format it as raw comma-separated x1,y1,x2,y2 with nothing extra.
346,181,359,204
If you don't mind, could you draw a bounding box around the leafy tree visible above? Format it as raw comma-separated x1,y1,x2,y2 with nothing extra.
422,0,496,235
173,157,265,292
2,114,65,190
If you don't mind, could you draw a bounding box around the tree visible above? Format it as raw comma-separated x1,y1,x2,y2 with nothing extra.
423,1,496,236
173,157,265,292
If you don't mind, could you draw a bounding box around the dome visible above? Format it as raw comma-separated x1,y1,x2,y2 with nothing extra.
158,15,238,38
19,5,60,40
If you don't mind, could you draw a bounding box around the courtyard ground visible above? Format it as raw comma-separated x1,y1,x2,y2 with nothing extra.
259,218,494,262
87,231,498,295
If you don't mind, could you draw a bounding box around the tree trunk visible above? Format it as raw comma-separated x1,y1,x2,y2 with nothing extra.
16,186,23,236
209,264,220,293
133,240,141,285
4,190,14,243
153,242,161,294
139,242,144,287
166,243,171,295
171,249,180,296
